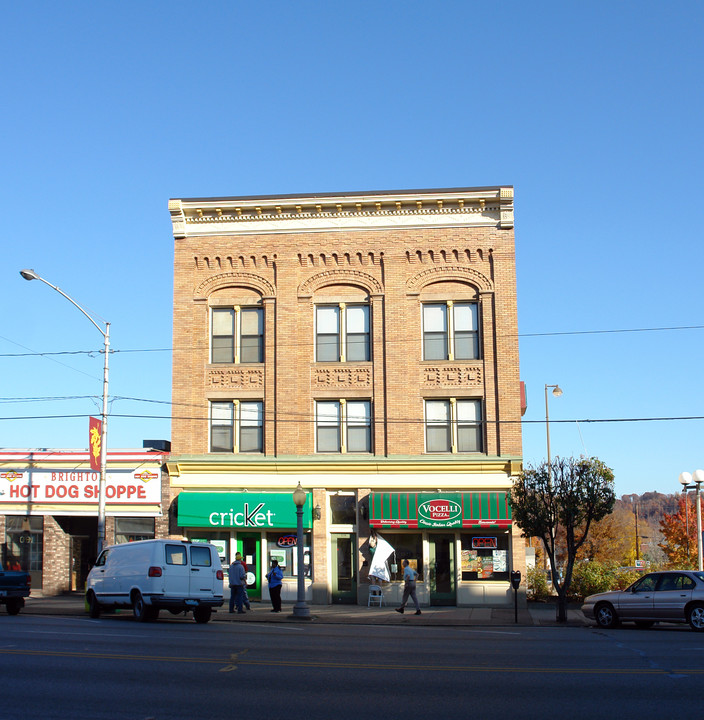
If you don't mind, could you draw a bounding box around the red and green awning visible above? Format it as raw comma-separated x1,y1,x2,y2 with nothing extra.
369,492,511,529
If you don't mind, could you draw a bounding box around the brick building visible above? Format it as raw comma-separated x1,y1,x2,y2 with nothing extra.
167,186,524,607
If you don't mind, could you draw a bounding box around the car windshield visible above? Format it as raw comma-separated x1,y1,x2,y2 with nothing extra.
692,572,704,583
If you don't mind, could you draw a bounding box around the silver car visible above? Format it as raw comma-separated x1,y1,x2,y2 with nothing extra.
582,570,704,631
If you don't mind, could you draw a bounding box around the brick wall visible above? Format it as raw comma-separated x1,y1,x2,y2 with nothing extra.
172,224,521,457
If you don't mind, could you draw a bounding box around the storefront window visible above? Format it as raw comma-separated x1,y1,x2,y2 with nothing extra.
4,516,43,576
329,494,356,525
460,534,509,581
374,532,423,581
115,517,155,544
266,532,311,578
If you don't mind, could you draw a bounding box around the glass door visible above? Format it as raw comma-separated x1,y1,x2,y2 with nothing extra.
237,533,261,600
429,534,456,605
331,533,356,604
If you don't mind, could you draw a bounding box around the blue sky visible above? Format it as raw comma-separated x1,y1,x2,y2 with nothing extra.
2,1,702,497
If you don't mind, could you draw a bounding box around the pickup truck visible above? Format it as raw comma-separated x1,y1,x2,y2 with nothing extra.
0,563,31,615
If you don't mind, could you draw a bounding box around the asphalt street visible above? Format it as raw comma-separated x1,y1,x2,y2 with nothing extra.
1,612,703,720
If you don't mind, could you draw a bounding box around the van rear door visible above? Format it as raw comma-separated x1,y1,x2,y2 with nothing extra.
163,543,190,597
189,544,217,597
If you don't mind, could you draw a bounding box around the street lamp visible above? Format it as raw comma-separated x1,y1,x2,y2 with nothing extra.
679,470,704,571
545,384,563,482
291,482,310,619
544,384,562,597
20,269,110,556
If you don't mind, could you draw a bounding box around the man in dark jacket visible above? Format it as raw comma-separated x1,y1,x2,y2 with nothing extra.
228,557,246,614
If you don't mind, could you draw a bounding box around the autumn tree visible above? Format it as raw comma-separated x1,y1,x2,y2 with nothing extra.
578,501,634,564
509,456,615,622
659,495,699,568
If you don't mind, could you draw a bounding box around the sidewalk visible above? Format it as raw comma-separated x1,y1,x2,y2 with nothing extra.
19,594,589,628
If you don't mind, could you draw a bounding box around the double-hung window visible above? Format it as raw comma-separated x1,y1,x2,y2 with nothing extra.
425,398,482,453
316,304,370,362
316,400,371,453
211,307,263,364
423,302,479,360
210,401,263,453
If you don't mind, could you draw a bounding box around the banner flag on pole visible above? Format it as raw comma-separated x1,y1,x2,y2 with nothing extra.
89,417,102,472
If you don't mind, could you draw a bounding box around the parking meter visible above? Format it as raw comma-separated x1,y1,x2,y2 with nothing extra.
510,570,521,623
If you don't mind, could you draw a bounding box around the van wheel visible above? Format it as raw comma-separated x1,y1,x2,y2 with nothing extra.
87,592,101,619
193,607,212,624
132,592,151,623
5,598,22,616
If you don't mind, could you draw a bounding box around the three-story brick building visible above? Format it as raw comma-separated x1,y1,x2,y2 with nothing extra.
167,186,524,607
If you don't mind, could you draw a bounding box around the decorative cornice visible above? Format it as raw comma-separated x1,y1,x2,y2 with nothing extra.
166,456,521,476
169,187,514,239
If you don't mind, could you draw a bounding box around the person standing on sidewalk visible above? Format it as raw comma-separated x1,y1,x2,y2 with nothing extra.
228,555,246,614
235,552,252,611
395,559,421,615
265,558,284,612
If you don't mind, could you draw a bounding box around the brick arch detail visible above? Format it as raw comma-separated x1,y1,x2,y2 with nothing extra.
406,266,493,294
194,272,276,300
298,269,383,297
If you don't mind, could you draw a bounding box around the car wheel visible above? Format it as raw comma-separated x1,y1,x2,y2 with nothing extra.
687,603,704,631
87,592,101,619
193,607,212,624
132,592,150,623
5,598,22,616
594,602,619,629
634,621,654,629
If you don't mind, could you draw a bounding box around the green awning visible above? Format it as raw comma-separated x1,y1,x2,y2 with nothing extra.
369,492,511,529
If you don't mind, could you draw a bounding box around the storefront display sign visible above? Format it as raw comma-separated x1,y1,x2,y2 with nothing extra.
0,468,161,506
369,491,511,529
472,537,498,549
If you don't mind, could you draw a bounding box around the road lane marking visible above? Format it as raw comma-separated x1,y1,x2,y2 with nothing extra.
220,648,249,672
0,648,702,675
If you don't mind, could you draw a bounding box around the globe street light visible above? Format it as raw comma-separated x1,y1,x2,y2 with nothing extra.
20,269,110,556
679,470,704,571
545,384,563,483
291,482,311,619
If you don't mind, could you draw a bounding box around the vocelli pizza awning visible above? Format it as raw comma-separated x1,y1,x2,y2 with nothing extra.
369,492,512,529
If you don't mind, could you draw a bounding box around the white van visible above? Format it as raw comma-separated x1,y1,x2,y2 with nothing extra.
85,539,224,623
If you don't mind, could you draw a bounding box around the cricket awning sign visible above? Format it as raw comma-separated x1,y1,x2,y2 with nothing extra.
369,491,511,529
177,492,312,529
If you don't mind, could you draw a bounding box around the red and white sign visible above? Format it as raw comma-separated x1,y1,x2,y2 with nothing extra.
0,468,161,506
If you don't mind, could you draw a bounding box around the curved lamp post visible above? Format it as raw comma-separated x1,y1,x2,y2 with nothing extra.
679,470,704,571
20,269,110,556
292,482,310,619
544,384,563,482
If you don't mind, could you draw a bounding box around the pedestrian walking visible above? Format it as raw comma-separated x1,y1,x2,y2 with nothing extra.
395,559,421,615
228,555,246,614
235,552,252,611
265,558,284,612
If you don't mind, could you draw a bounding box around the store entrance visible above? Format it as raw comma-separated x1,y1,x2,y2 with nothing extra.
70,535,92,592
331,533,356,603
429,533,456,605
237,533,261,601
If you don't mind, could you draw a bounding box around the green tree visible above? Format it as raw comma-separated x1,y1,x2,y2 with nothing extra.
509,456,616,622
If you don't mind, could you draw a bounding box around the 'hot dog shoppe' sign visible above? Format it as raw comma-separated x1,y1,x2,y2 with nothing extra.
0,468,161,505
